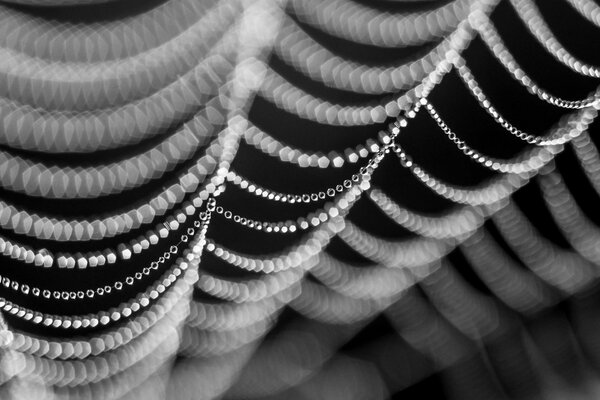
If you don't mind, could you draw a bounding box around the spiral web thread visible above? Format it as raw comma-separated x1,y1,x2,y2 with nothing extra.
0,0,599,399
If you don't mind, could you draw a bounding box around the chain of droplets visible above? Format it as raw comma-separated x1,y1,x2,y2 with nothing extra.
470,11,600,109
391,97,598,205
422,98,561,174
213,191,347,234
0,142,223,270
226,166,375,204
9,276,192,360
214,149,383,233
0,190,208,270
0,198,215,329
242,117,384,168
0,137,222,244
390,142,530,206
4,246,219,364
0,0,278,389
246,88,435,166
246,86,431,167
7,0,596,384
510,0,600,78
231,69,554,221
242,76,568,214
211,162,493,301
257,0,503,126
452,54,590,145
251,49,598,173
204,179,364,274
0,214,210,302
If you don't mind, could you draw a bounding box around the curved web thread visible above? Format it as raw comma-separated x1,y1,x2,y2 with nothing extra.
0,0,599,399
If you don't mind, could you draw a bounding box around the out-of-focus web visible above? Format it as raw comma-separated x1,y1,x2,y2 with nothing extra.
0,0,600,399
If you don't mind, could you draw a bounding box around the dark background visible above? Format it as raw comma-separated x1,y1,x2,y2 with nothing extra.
2,0,600,398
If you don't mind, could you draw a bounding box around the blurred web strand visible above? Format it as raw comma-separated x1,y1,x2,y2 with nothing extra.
2,0,600,399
